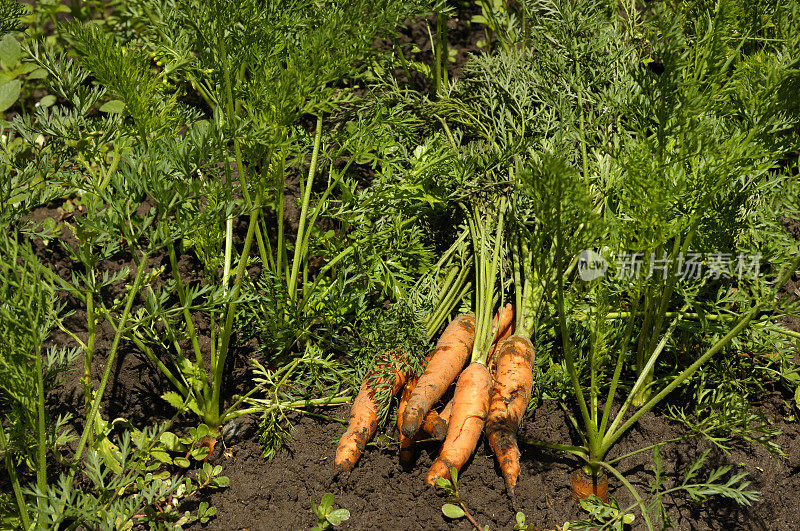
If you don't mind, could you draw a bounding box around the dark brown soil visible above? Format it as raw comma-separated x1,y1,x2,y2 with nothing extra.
196,395,800,531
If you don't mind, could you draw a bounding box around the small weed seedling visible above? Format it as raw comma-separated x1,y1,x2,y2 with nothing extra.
573,496,635,530
311,493,350,531
513,511,536,530
436,467,487,530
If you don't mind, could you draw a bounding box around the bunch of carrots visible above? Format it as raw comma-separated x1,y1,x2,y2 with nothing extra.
334,304,533,497
335,200,537,499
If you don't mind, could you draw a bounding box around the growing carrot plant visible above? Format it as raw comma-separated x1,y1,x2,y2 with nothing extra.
508,0,800,525
0,233,76,529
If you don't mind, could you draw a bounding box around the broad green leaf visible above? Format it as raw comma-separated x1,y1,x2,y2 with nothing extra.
326,509,350,526
0,79,21,112
191,446,210,460
100,99,125,113
38,94,55,108
150,450,172,464
174,456,191,468
16,62,37,75
319,492,334,512
623,513,635,524
794,386,800,409
442,504,465,519
160,431,185,451
26,68,47,80
96,437,123,474
0,35,20,69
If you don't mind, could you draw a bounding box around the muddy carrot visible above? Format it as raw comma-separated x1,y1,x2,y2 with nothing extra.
335,354,406,475
420,408,448,441
425,362,493,484
486,335,535,497
421,397,454,440
401,314,476,439
397,372,421,467
438,398,454,425
487,304,515,373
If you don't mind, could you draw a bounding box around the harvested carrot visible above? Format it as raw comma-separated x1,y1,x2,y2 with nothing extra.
399,380,448,467
399,399,448,465
420,408,448,441
397,378,452,442
491,303,515,344
335,354,406,475
397,374,419,467
488,321,516,374
425,362,493,484
437,398,454,425
486,335,535,497
401,314,476,439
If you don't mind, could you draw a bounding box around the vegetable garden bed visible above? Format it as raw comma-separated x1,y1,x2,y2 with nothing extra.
2,0,800,529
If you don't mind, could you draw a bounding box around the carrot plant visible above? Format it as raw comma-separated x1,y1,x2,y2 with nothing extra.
0,230,228,529
513,1,800,524
0,233,77,529
521,149,799,529
609,0,800,406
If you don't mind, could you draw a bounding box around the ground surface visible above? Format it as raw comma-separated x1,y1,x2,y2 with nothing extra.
196,398,800,530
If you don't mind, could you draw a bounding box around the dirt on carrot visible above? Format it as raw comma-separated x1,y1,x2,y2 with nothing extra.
486,334,535,497
335,354,407,475
425,361,493,484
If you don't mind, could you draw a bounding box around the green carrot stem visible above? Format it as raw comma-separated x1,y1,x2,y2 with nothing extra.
67,249,151,481
210,182,265,428
601,253,800,454
288,114,323,303
167,242,204,368
0,428,30,529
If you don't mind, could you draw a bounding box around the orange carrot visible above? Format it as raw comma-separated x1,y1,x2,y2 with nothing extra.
401,314,475,439
420,408,448,441
572,469,609,503
425,362,493,484
487,304,515,375
437,398,454,425
335,354,406,475
397,375,419,467
399,389,448,465
485,335,535,497
491,303,515,344
488,320,516,375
